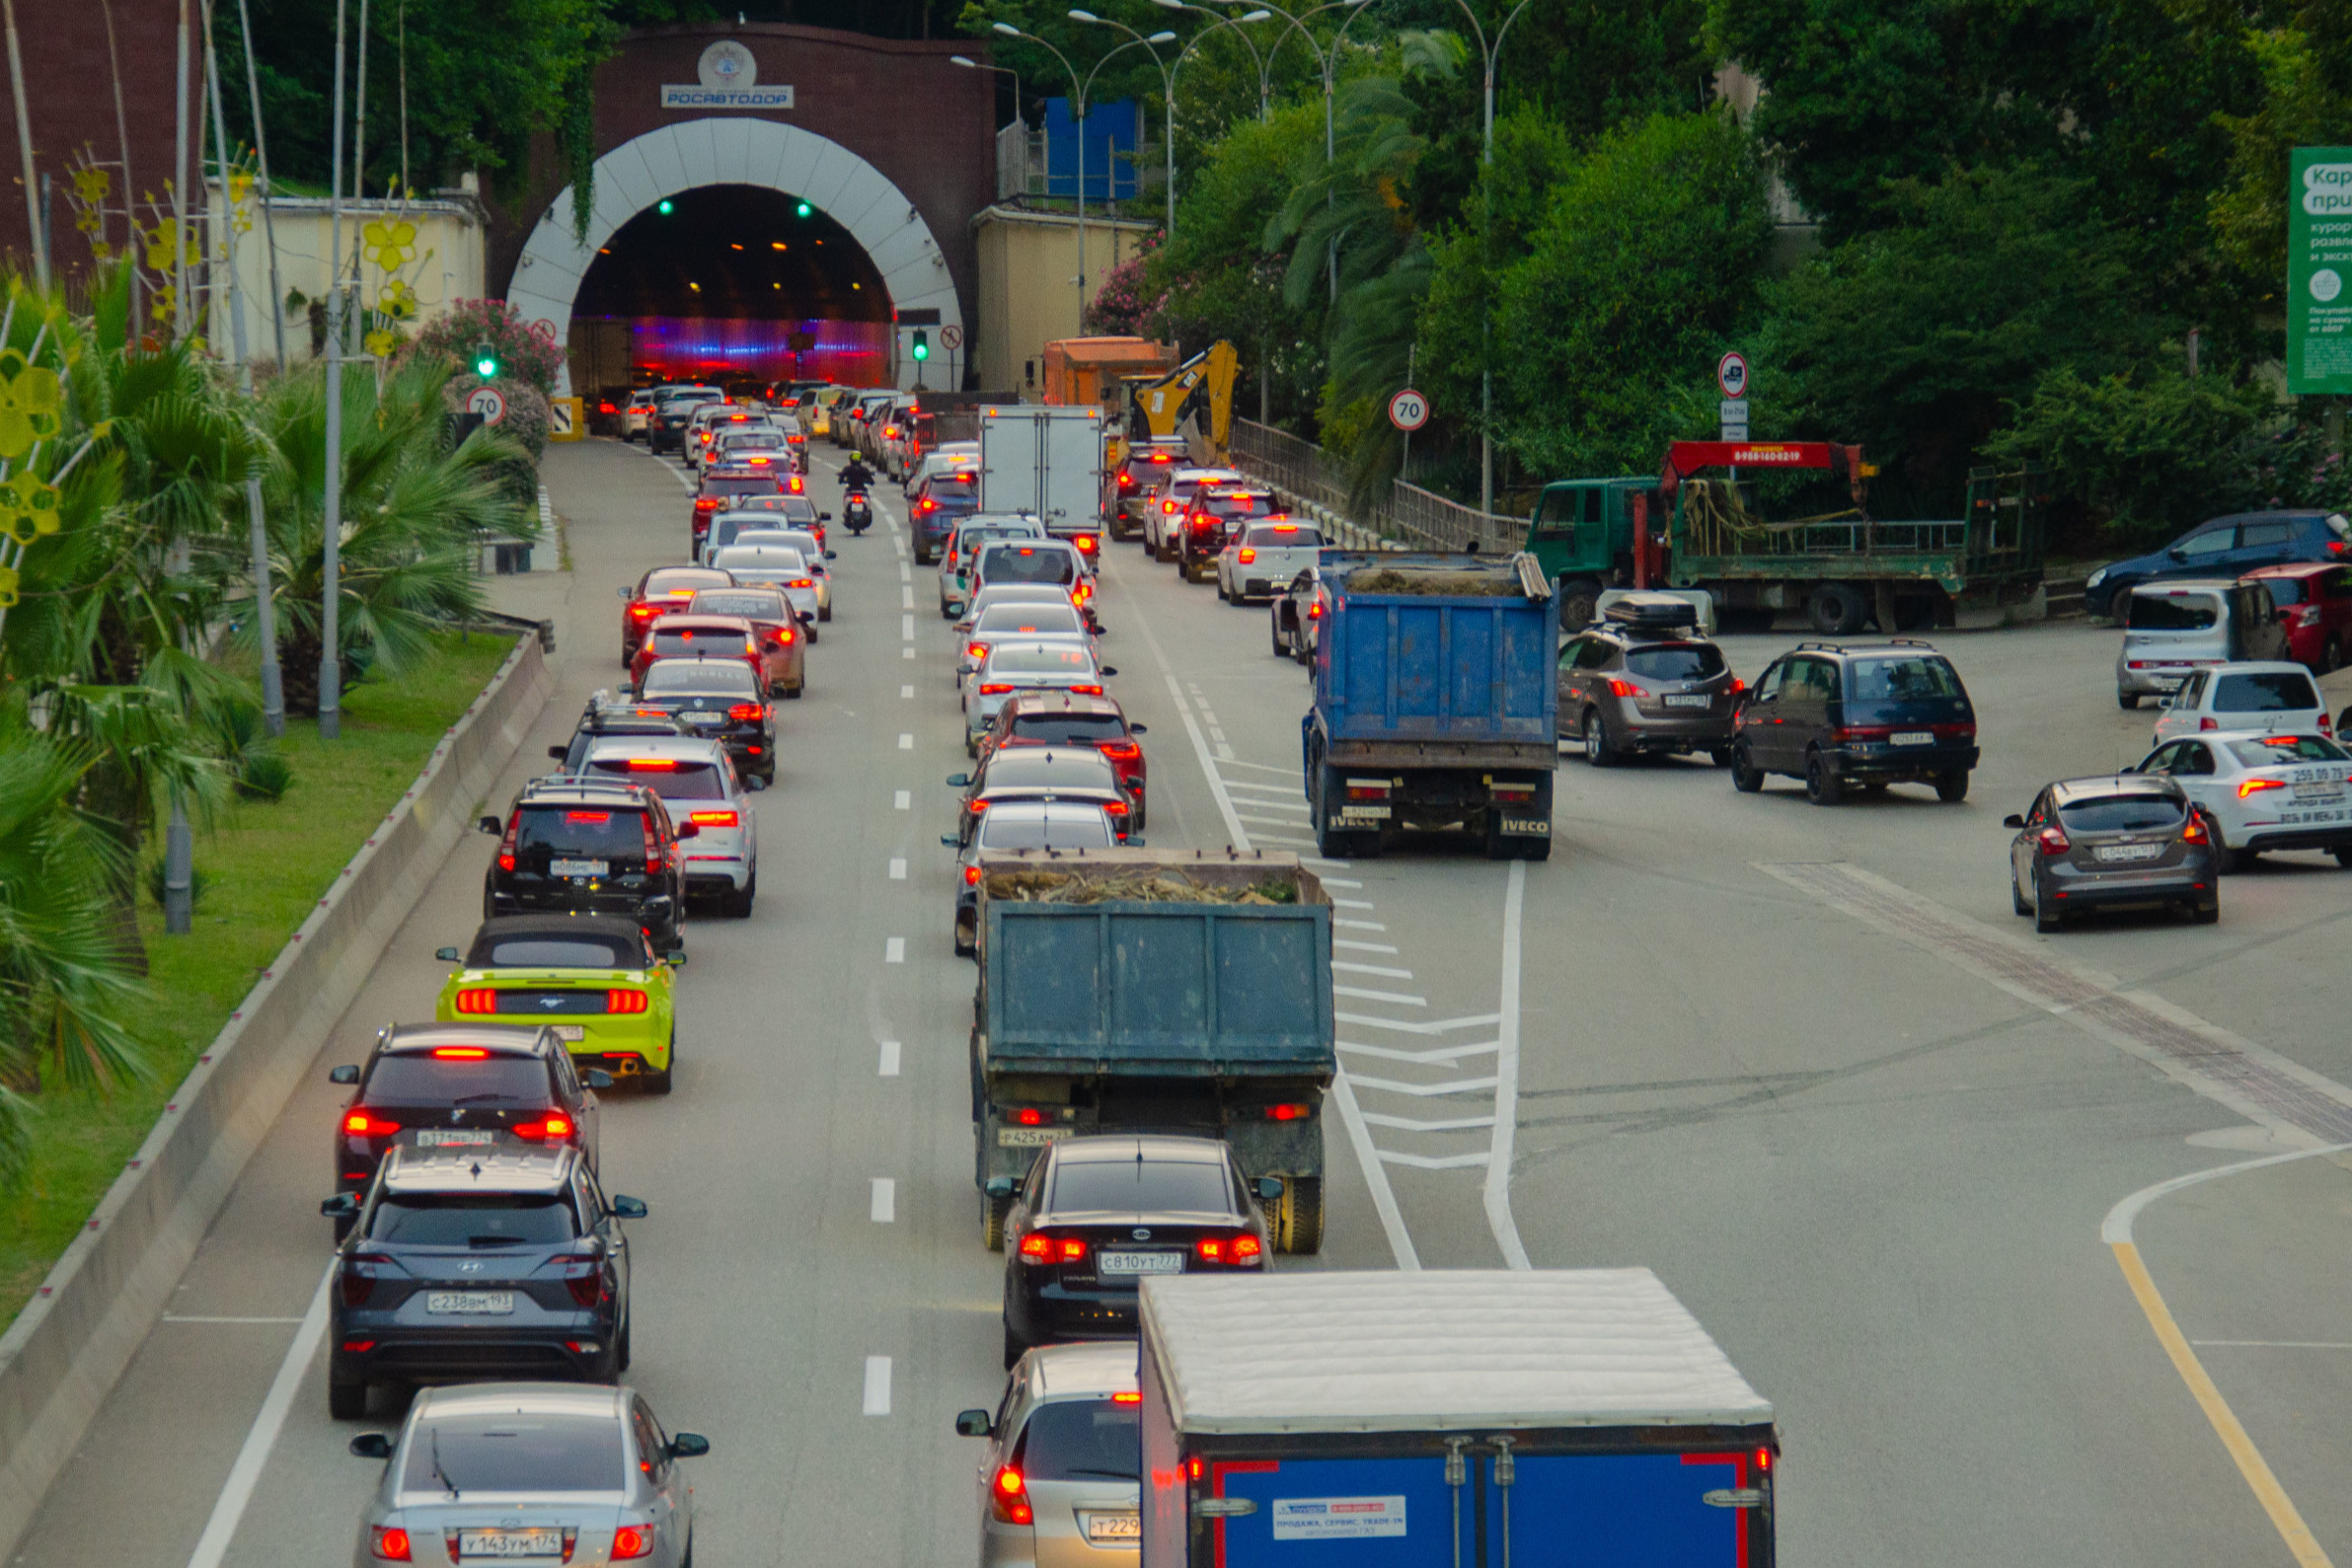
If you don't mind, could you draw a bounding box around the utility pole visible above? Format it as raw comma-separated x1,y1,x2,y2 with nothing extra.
174,0,191,338
235,0,286,365
1,0,44,290
1444,0,1535,531
102,0,137,323
321,0,348,739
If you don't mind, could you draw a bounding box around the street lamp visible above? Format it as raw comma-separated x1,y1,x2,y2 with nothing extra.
1154,0,1276,122
949,54,1024,141
1214,0,1377,303
1070,12,1181,235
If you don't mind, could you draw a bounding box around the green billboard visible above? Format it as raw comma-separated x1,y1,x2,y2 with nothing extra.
2289,146,2352,395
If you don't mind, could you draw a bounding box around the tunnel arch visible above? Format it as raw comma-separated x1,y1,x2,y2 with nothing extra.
506,118,963,395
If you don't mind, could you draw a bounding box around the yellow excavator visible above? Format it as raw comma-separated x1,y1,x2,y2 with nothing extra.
1119,339,1239,466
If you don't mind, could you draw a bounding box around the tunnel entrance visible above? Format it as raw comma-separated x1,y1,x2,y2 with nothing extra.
567,183,893,398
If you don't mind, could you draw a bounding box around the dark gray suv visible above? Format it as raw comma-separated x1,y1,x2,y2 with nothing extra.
1556,596,1740,767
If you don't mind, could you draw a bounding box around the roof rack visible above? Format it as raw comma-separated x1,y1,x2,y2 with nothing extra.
1793,640,1846,652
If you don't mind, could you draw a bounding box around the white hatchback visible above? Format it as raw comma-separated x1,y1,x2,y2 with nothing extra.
958,601,1095,693
2149,662,2328,744
710,545,820,635
729,528,833,617
580,734,761,916
2133,730,2352,870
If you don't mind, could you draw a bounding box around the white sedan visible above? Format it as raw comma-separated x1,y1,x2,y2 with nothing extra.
730,527,834,618
963,642,1117,755
710,545,820,637
958,601,1095,693
2133,730,2352,871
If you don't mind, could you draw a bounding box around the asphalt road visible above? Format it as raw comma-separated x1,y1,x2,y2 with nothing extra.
18,433,2352,1568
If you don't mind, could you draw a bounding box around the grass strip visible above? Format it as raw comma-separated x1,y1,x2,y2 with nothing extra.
0,630,520,1329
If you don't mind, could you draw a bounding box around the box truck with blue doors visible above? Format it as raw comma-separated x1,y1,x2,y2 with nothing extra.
1137,1270,1778,1568
1301,554,1558,860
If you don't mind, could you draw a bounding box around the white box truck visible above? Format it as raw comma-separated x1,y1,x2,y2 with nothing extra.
979,405,1106,570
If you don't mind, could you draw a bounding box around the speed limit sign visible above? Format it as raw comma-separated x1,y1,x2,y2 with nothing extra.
1388,387,1430,431
466,387,508,425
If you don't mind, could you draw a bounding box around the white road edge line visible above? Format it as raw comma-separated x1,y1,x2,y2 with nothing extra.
184,1264,333,1568
871,1178,896,1223
1483,859,1532,1269
862,1355,892,1416
161,1315,308,1325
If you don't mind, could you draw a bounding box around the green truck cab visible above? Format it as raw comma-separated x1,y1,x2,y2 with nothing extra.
1521,477,1651,630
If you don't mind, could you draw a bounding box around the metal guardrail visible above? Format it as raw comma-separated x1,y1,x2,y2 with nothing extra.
1228,419,1519,554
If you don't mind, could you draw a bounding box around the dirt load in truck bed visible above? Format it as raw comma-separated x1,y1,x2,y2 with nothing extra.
983,867,1301,904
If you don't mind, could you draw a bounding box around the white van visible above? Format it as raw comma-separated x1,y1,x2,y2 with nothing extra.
2116,579,2288,709
2150,661,2329,743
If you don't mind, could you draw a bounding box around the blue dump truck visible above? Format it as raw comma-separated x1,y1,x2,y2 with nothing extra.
970,850,1335,1253
1301,554,1559,860
1138,1270,1781,1568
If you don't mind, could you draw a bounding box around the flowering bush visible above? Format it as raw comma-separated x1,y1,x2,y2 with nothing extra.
1083,238,1172,337
408,299,565,395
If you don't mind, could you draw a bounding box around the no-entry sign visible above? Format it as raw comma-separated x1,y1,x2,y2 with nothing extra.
1388,387,1429,431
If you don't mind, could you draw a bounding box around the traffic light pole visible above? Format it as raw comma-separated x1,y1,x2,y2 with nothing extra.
319,0,347,739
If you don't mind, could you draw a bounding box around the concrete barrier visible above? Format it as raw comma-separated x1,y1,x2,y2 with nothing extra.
0,633,557,1557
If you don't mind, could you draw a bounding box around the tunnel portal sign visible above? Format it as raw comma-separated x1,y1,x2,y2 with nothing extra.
661,40,794,110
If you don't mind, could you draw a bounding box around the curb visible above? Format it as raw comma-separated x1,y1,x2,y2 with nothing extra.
0,633,558,1559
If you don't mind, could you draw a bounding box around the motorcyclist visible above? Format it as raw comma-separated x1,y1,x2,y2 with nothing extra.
839,456,875,493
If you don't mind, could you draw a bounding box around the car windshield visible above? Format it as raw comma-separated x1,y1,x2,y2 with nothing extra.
588,759,725,800
977,813,1114,850
986,753,1116,788
641,663,758,697
515,805,645,859
2213,672,2319,711
2228,736,2350,764
2127,593,2220,631
977,606,1083,635
701,475,780,497
736,532,820,558
716,548,807,573
644,570,727,597
981,548,1077,585
691,593,789,620
369,1194,576,1246
1010,713,1127,744
2057,794,2186,833
647,629,746,657
469,936,642,968
1020,1398,1141,1481
402,1416,627,1496
1243,524,1320,547
988,646,1097,675
1626,643,1726,680
1847,656,1963,702
1050,1158,1231,1214
363,1053,548,1105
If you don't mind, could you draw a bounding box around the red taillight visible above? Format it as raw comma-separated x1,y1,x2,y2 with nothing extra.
991,1464,1033,1525
515,1112,575,1142
629,603,658,621
2037,825,2071,857
565,1259,608,1308
2182,812,2210,844
978,683,1014,696
1233,1232,1263,1263
1608,678,1641,699
341,1254,390,1307
610,1524,654,1560
341,1338,376,1352
689,809,739,828
432,1046,490,1059
1237,548,1256,563
455,989,499,1014
2323,712,2335,735
607,988,649,1013
1111,1390,1142,1403
1014,1107,1044,1125
643,813,668,876
1068,683,1107,697
919,499,938,513
773,628,796,645
1100,741,1140,762
496,811,520,873
370,1526,412,1561
787,577,814,588
1728,676,1746,693
1077,536,1098,553
1019,1232,1087,1265
567,811,612,823
1103,800,1129,818
966,642,990,661
727,703,764,722
964,864,982,886
2239,776,2289,799
1265,1102,1310,1121
1307,602,1322,619
343,1110,399,1138
1196,1233,1262,1265
2199,717,2219,731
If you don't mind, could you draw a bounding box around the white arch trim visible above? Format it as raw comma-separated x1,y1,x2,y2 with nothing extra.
507,118,963,395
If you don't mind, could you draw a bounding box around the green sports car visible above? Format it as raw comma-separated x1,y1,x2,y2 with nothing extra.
435,915,682,1092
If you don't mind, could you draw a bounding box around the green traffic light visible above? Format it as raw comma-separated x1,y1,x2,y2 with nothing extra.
657,198,674,214
912,330,929,362
473,340,498,378
797,201,811,218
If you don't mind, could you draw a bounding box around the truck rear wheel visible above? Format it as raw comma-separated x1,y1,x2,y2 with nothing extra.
1807,583,1867,635
983,1190,1013,1251
1556,579,1600,632
1277,1176,1325,1254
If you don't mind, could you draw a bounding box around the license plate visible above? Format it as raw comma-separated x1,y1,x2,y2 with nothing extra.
1084,1513,1142,1544
2095,843,2164,862
1097,1251,1184,1276
415,1129,495,1147
1891,731,1934,746
456,1528,562,1557
998,1126,1071,1148
553,1025,586,1041
548,859,607,877
426,1291,514,1314
1663,694,1711,709
684,712,723,726
2293,784,2345,802
1339,805,1392,820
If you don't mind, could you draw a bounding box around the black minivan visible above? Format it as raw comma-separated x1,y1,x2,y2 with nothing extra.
1730,638,1980,803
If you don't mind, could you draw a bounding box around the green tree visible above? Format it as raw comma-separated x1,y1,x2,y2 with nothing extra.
2205,16,2352,288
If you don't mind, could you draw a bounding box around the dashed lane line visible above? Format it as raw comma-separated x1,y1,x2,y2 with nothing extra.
901,684,915,700
1334,984,1428,1007
862,1356,892,1416
1483,859,1533,1269
894,790,911,810
888,859,907,881
1333,939,1400,954
183,1266,333,1568
871,1178,896,1223
897,733,914,750
1333,961,1416,980
884,937,905,964
878,1040,902,1077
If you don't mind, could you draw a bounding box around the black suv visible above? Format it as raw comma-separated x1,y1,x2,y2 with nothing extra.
321,1144,644,1417
325,1022,608,1212
548,698,695,775
480,778,693,948
1556,595,1740,767
1731,638,1979,804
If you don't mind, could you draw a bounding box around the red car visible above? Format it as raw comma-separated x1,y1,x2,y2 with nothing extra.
629,614,768,693
692,464,792,552
2244,561,2352,673
619,565,734,665
976,690,1150,830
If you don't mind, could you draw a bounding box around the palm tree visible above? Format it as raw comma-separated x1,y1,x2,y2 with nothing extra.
249,355,530,714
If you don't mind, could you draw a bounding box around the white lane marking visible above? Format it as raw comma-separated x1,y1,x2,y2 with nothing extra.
1328,1070,1418,1271
897,733,914,750
885,937,906,963
1236,813,1307,829
2102,1143,2352,1245
1219,757,1300,774
1340,1039,1501,1065
1348,1073,1500,1097
1334,919,1387,932
1106,552,1252,851
183,1265,333,1568
1333,939,1400,953
2194,1341,2352,1350
889,859,907,880
161,1315,307,1324
1381,1149,1491,1170
1362,1110,1499,1132
863,1355,893,1416
1208,727,1228,744
894,790,911,810
903,646,915,660
1221,778,1305,794
902,586,915,610
1319,876,1365,889
1330,897,1377,910
1336,1011,1497,1035
899,561,912,582
1333,961,1416,979
1334,984,1424,1006
901,613,916,639
901,684,915,700
1484,859,1532,1269
879,1039,902,1077
1217,741,1236,761
871,1178,896,1223
1300,856,1351,868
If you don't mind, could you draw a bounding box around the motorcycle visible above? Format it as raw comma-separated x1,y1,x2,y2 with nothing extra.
843,489,873,535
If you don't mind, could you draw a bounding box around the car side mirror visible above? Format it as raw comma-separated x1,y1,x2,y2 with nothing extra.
2003,814,2025,829
1100,666,1119,678
746,776,767,791
675,822,700,840
1128,723,1147,735
667,951,688,967
984,1176,1016,1198
348,1433,395,1460
321,1193,360,1220
479,815,502,835
1127,835,1146,847
798,611,815,625
330,1064,360,1084
2166,547,2187,561
434,946,462,963
1255,1176,1285,1201
616,586,633,600
954,1409,995,1438
548,745,569,761
666,1433,711,1459
610,1195,648,1220
582,1069,616,1089
947,773,971,787
942,834,959,847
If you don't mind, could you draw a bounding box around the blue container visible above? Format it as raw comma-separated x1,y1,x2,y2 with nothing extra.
1041,97,1143,201
1313,558,1559,748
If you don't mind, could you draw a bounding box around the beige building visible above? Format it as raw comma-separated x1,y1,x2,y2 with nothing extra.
971,204,1157,397
203,179,487,365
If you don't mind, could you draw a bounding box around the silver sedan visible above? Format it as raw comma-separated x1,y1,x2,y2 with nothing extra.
346,1382,708,1568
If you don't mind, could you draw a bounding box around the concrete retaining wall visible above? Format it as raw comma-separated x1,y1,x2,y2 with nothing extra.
0,633,557,1557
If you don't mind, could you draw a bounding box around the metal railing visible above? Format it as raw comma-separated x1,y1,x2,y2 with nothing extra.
1228,418,1520,554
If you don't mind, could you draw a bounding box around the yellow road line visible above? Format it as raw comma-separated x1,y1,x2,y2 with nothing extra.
2110,1239,2334,1567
